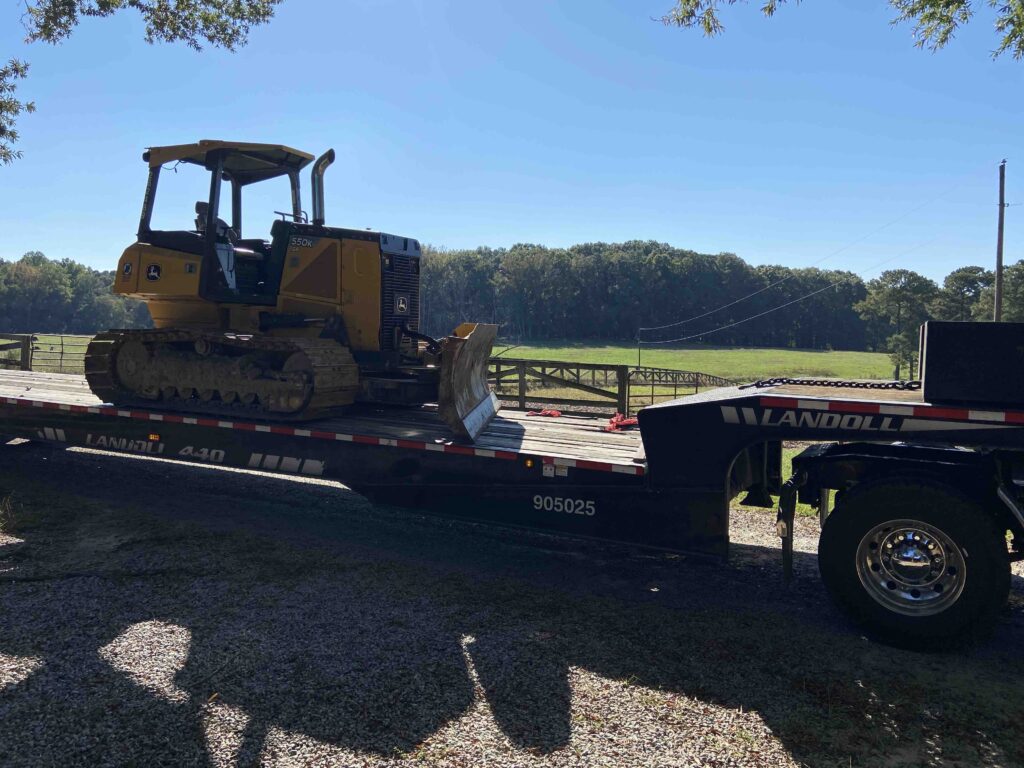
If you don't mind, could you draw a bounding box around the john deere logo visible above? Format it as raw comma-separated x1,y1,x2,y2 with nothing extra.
146,264,162,281
122,262,133,276
394,295,410,315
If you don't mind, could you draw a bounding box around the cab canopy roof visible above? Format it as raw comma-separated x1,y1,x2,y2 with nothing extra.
143,140,315,185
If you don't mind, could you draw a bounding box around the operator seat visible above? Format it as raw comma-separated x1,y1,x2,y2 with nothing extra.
194,201,233,240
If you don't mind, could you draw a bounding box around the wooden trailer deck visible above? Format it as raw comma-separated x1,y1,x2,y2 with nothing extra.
0,370,645,470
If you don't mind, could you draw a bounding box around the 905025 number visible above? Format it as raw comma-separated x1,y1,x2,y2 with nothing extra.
533,495,596,516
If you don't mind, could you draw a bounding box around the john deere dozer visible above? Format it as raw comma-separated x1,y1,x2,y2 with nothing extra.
85,140,499,440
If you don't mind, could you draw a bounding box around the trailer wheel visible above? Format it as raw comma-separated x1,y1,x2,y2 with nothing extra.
818,480,1009,649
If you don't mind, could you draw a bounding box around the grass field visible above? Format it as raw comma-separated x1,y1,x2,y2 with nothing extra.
494,342,893,382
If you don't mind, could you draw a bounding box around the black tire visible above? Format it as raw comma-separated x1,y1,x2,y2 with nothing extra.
818,479,1010,650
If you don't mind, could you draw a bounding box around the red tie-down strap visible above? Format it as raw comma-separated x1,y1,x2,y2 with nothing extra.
526,409,562,417
604,413,639,432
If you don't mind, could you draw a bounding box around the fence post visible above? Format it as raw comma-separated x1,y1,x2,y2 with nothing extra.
616,366,629,415
21,336,32,371
517,361,527,410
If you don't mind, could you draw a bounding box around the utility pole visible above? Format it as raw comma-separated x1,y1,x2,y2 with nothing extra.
994,159,1007,321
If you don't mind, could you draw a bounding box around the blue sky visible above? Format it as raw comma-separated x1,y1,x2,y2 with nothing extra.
0,0,1020,283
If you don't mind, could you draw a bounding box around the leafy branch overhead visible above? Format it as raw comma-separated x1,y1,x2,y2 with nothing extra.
1,0,282,164
663,0,1024,59
23,0,280,51
0,60,34,165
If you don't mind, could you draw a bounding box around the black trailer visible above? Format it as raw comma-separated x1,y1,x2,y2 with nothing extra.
3,322,1024,648
0,369,745,559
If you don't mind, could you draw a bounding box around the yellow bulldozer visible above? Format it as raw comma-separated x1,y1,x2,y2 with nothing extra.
85,140,499,440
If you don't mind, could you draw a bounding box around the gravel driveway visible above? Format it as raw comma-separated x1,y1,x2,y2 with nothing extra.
1,441,1022,767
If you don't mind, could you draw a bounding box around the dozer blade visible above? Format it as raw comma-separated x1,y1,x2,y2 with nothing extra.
437,322,500,441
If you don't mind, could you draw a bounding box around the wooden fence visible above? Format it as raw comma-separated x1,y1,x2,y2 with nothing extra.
29,335,91,374
0,334,33,370
489,358,734,416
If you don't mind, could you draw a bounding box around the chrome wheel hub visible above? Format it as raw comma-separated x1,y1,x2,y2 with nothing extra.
855,519,966,616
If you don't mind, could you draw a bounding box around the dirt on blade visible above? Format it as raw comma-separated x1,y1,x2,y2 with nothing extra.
1,442,1022,767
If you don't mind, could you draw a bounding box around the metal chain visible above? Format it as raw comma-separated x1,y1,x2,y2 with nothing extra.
739,377,921,391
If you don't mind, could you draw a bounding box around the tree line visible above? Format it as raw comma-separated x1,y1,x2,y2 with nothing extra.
0,248,1016,375
0,252,149,333
420,241,1011,372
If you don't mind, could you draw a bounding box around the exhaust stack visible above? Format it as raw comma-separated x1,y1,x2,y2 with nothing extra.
310,149,335,226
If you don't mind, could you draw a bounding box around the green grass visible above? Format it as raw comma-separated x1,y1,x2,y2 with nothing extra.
494,341,893,382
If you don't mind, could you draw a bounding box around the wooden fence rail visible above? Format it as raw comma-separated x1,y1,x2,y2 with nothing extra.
489,358,735,416
30,334,92,374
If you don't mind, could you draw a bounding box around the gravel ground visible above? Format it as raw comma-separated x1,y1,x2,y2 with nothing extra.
1,441,1023,768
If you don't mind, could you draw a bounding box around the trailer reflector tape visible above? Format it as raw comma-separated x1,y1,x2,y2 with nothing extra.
612,464,643,475
969,410,1005,422
879,405,915,416
796,399,828,410
0,395,646,476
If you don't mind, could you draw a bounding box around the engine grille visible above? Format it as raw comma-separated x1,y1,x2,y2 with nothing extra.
380,253,420,354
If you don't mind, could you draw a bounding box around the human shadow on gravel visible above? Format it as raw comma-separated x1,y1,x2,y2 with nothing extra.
1,443,1023,766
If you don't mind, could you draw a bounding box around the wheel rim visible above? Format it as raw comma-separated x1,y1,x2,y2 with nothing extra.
855,519,967,617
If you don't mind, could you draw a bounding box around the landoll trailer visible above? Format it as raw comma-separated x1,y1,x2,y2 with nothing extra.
2,321,1023,648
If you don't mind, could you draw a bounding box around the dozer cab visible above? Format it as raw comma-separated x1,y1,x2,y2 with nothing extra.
85,140,499,440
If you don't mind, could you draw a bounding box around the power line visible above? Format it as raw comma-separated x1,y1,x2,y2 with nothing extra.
638,167,984,335
639,240,935,345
